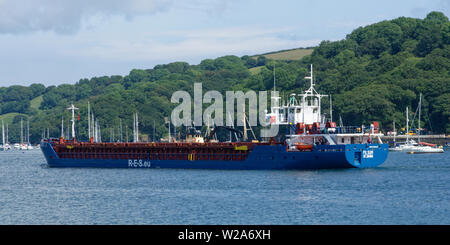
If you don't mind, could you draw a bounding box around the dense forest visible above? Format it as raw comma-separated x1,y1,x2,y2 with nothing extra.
0,11,449,144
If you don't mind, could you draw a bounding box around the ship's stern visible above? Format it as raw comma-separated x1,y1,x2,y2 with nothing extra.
344,144,389,168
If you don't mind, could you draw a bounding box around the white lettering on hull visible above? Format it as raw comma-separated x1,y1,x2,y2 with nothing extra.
128,159,152,168
363,150,374,158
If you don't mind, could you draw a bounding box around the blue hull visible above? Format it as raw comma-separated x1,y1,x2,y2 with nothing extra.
40,142,389,170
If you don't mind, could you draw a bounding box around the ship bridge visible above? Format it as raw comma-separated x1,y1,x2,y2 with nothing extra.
266,64,327,126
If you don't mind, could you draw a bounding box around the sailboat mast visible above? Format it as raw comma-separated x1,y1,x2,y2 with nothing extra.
243,107,247,141
418,93,421,143
2,120,5,150
27,118,29,144
393,120,396,143
92,113,95,142
168,116,171,143
120,119,123,142
21,118,23,144
406,107,409,144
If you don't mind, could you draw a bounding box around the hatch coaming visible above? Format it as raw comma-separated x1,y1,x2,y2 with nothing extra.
49,141,281,162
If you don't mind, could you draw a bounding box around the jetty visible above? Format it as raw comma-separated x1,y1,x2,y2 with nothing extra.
381,134,449,146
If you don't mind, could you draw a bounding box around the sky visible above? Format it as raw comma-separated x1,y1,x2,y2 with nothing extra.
0,0,448,86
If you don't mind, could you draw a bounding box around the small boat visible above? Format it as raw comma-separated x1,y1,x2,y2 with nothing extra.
20,143,28,150
389,96,444,154
294,142,313,151
391,140,444,153
3,143,11,150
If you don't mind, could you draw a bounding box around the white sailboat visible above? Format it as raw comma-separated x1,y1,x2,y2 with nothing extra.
2,121,11,150
26,118,33,150
390,94,444,153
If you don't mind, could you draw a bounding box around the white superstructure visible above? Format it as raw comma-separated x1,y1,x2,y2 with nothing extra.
265,64,384,149
266,64,327,126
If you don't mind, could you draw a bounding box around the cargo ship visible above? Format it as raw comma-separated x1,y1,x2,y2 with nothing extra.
40,65,389,169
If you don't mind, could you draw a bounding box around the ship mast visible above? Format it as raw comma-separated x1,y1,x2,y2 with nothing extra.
273,64,276,92
88,101,91,140
136,113,139,142
329,95,332,122
67,104,79,140
61,117,64,138
133,112,139,142
303,64,327,122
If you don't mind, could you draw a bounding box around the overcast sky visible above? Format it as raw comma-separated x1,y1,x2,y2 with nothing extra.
0,0,448,86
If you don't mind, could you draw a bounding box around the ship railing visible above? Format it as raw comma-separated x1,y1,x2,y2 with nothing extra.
314,144,346,152
298,126,377,135
324,126,374,134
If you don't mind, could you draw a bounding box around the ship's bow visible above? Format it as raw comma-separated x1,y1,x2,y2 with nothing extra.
40,141,59,166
